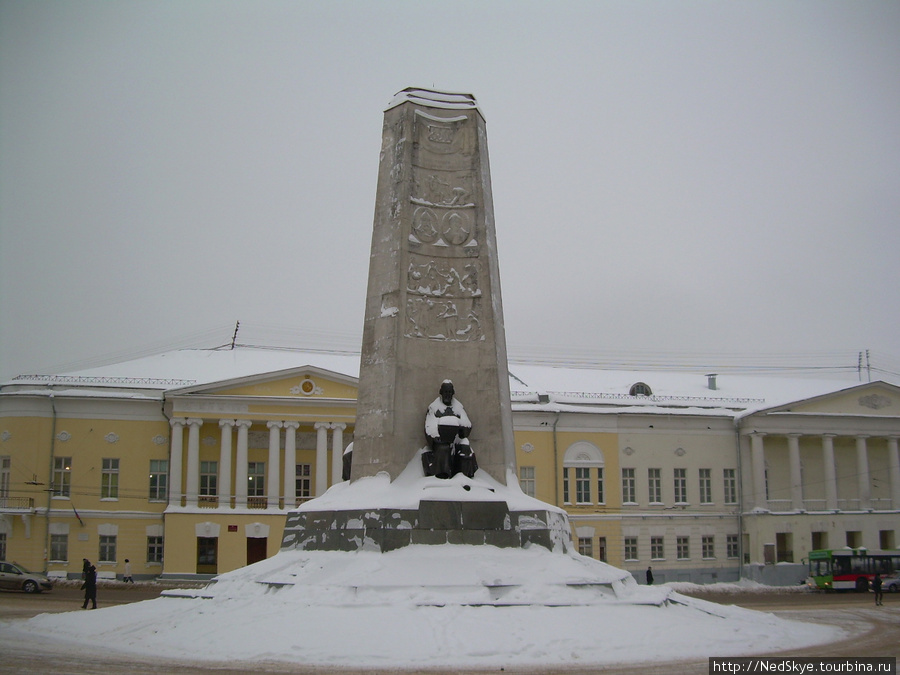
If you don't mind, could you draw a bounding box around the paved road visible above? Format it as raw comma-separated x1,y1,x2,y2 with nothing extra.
0,584,897,674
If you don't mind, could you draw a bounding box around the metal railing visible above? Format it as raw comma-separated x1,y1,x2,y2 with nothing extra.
0,496,35,511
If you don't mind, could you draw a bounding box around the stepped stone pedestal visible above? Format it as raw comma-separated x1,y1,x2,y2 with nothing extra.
281,498,573,554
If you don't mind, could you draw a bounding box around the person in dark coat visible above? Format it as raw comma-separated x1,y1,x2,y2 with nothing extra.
646,566,654,585
81,558,91,580
81,564,97,609
873,573,883,606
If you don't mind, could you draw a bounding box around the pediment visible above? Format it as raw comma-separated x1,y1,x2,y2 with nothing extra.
168,366,358,400
764,381,900,417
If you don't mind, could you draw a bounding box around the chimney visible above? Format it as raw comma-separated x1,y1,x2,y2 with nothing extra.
706,374,718,391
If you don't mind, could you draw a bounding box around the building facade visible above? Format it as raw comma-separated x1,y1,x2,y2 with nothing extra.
1,348,898,584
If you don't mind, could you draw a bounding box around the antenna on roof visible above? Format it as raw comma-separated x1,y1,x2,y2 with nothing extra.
231,320,240,350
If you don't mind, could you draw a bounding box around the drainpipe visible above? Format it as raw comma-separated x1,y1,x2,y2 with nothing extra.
734,417,744,581
552,411,561,506
44,392,57,575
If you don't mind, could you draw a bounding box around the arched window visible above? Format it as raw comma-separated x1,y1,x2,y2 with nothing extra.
630,382,652,397
563,442,605,505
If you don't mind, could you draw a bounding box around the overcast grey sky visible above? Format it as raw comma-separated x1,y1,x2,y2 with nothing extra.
2,1,899,383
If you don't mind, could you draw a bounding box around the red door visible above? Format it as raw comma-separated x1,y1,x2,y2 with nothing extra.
247,537,267,566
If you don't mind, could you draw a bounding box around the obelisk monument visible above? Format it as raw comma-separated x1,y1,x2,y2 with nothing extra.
351,88,516,485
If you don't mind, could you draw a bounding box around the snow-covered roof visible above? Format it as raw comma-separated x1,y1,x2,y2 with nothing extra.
508,363,865,415
4,347,360,390
1,346,876,416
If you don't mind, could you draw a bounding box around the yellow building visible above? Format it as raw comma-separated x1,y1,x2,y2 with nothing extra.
2,348,898,585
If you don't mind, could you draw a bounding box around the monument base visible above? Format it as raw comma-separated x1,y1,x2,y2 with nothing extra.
281,452,573,554
281,499,572,553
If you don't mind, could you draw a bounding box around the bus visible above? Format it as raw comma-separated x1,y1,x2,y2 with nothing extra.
807,549,900,592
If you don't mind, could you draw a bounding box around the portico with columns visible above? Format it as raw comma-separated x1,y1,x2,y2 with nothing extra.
738,382,900,568
167,416,352,510
159,367,357,578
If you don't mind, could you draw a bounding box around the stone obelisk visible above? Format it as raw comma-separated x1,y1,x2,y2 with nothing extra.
351,88,516,485
282,89,571,554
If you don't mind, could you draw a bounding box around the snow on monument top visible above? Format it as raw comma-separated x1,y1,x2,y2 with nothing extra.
386,87,480,113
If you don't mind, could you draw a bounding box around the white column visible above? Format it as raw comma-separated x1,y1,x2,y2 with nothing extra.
787,434,803,511
315,422,330,497
235,419,252,508
750,433,767,510
856,435,871,510
887,436,900,511
331,423,346,486
218,420,234,509
267,421,282,508
822,434,838,511
185,418,203,507
283,422,299,508
168,418,186,507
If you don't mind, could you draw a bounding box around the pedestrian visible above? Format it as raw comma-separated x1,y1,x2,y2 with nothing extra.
81,564,97,609
646,566,654,585
81,558,91,580
123,558,134,583
873,573,883,606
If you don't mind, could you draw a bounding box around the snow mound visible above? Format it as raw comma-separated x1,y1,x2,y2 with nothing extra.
1,543,843,670
165,544,640,607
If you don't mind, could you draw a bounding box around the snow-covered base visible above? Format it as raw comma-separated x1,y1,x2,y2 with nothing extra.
1,465,842,669
2,546,842,670
166,545,640,606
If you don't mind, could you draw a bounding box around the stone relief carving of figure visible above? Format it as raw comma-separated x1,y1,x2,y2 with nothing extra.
423,380,478,479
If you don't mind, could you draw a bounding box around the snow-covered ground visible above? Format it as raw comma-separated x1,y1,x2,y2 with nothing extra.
0,546,840,671
0,470,842,671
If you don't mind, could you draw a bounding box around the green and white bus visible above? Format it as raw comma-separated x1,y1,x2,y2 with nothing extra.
807,549,900,592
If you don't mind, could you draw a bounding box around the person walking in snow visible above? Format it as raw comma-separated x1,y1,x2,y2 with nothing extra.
646,566,654,585
81,564,97,609
873,573,883,606
123,559,134,583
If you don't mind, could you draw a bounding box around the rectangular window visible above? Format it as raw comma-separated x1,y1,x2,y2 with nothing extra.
622,468,636,504
648,468,661,503
597,536,607,562
101,458,119,500
149,460,168,501
578,537,593,557
99,535,117,563
699,468,712,504
879,530,895,550
702,535,715,559
624,537,638,561
563,467,570,504
812,531,828,551
651,536,665,560
674,468,687,504
519,466,536,498
53,457,72,497
147,536,164,564
597,467,604,504
575,467,591,504
726,534,739,559
0,532,6,560
197,537,217,566
0,456,10,497
846,531,862,549
295,464,312,500
723,468,737,505
50,534,68,562
248,462,265,497
200,461,218,496
677,536,690,560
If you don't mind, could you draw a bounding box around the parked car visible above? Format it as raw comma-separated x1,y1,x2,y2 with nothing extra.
0,561,53,593
883,575,900,593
